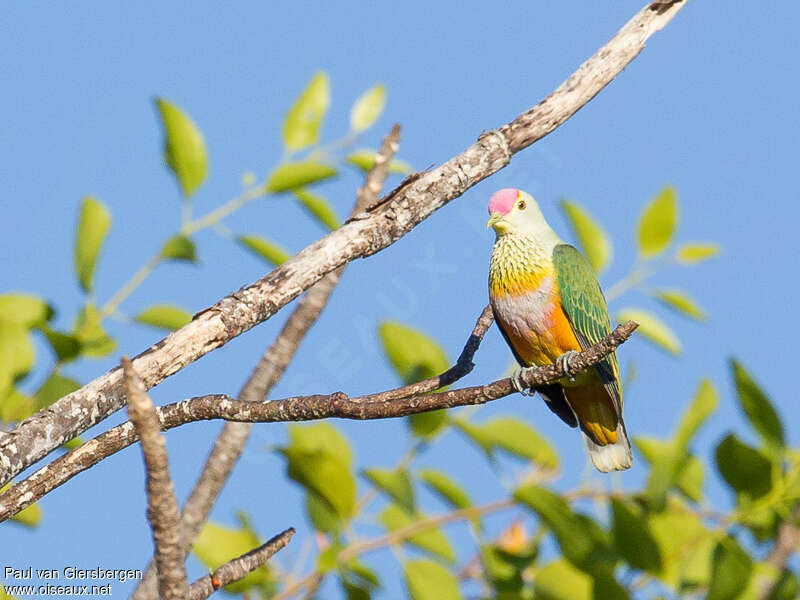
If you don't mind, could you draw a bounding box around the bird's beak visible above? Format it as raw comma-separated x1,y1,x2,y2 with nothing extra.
486,212,509,232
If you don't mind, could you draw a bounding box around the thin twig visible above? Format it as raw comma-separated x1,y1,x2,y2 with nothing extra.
0,302,493,523
758,509,800,599
131,126,402,600
186,527,295,600
274,499,518,600
122,357,188,600
0,320,637,522
0,0,685,486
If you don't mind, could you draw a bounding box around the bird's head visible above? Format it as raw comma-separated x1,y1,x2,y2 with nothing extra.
486,189,550,237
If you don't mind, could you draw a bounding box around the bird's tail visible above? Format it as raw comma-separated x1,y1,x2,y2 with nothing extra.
582,418,632,473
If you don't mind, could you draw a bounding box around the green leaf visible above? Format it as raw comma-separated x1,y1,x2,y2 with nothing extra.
408,410,449,438
317,543,344,573
62,436,84,450
283,71,330,151
635,437,705,503
287,422,353,466
648,498,714,589
363,468,415,513
41,328,81,362
610,498,661,573
404,559,462,600
160,235,197,262
340,580,371,600
154,97,207,197
419,469,471,510
74,196,111,293
617,308,681,355
677,454,705,503
674,379,717,449
193,521,270,594
715,433,773,501
677,243,720,264
731,359,784,451
637,186,678,257
534,559,592,600
346,150,412,174
266,161,337,193
0,320,34,399
707,536,753,600
454,420,496,456
340,559,380,599
481,544,528,595
455,418,558,469
592,574,630,600
654,289,706,321
0,293,52,328
280,424,356,520
11,501,41,528
0,388,36,423
237,235,290,267
341,559,380,589
379,504,455,562
514,485,613,575
481,418,559,469
286,449,356,518
72,304,116,357
350,84,387,132
35,374,80,411
295,189,340,230
560,200,612,273
306,491,343,534
134,304,192,331
378,321,449,384
378,321,451,438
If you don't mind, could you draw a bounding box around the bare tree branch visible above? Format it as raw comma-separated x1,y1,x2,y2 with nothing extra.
0,320,637,522
132,125,402,600
122,357,187,600
186,527,294,600
758,511,800,599
0,0,685,487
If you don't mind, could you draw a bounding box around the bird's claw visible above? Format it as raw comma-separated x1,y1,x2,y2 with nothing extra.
511,367,534,396
556,350,579,382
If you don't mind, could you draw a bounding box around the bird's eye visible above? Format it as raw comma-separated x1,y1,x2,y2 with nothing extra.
517,200,526,210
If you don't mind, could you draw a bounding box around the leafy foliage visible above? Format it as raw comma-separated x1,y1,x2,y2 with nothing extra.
350,84,387,133
282,71,330,151
8,73,794,600
237,235,290,267
559,199,612,273
617,307,681,355
74,197,111,293
637,186,678,257
134,304,192,331
154,97,208,197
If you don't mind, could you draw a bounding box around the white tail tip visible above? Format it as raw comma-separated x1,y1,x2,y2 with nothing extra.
582,421,632,473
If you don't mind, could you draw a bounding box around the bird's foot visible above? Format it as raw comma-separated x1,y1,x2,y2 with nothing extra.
556,350,580,382
511,367,535,396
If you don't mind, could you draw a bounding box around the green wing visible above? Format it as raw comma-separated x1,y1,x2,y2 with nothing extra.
552,244,622,413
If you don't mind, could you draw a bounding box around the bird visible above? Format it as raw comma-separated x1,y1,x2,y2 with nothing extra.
486,188,632,472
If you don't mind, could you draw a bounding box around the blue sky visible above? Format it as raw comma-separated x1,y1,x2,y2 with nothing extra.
2,1,799,597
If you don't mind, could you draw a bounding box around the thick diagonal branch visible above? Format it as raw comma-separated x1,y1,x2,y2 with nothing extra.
186,527,294,600
122,358,188,600
0,0,684,487
0,320,636,522
131,125,402,600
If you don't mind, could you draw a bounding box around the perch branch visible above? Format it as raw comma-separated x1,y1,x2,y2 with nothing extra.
122,358,187,600
0,320,636,522
132,125,401,600
0,0,685,486
186,527,295,600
